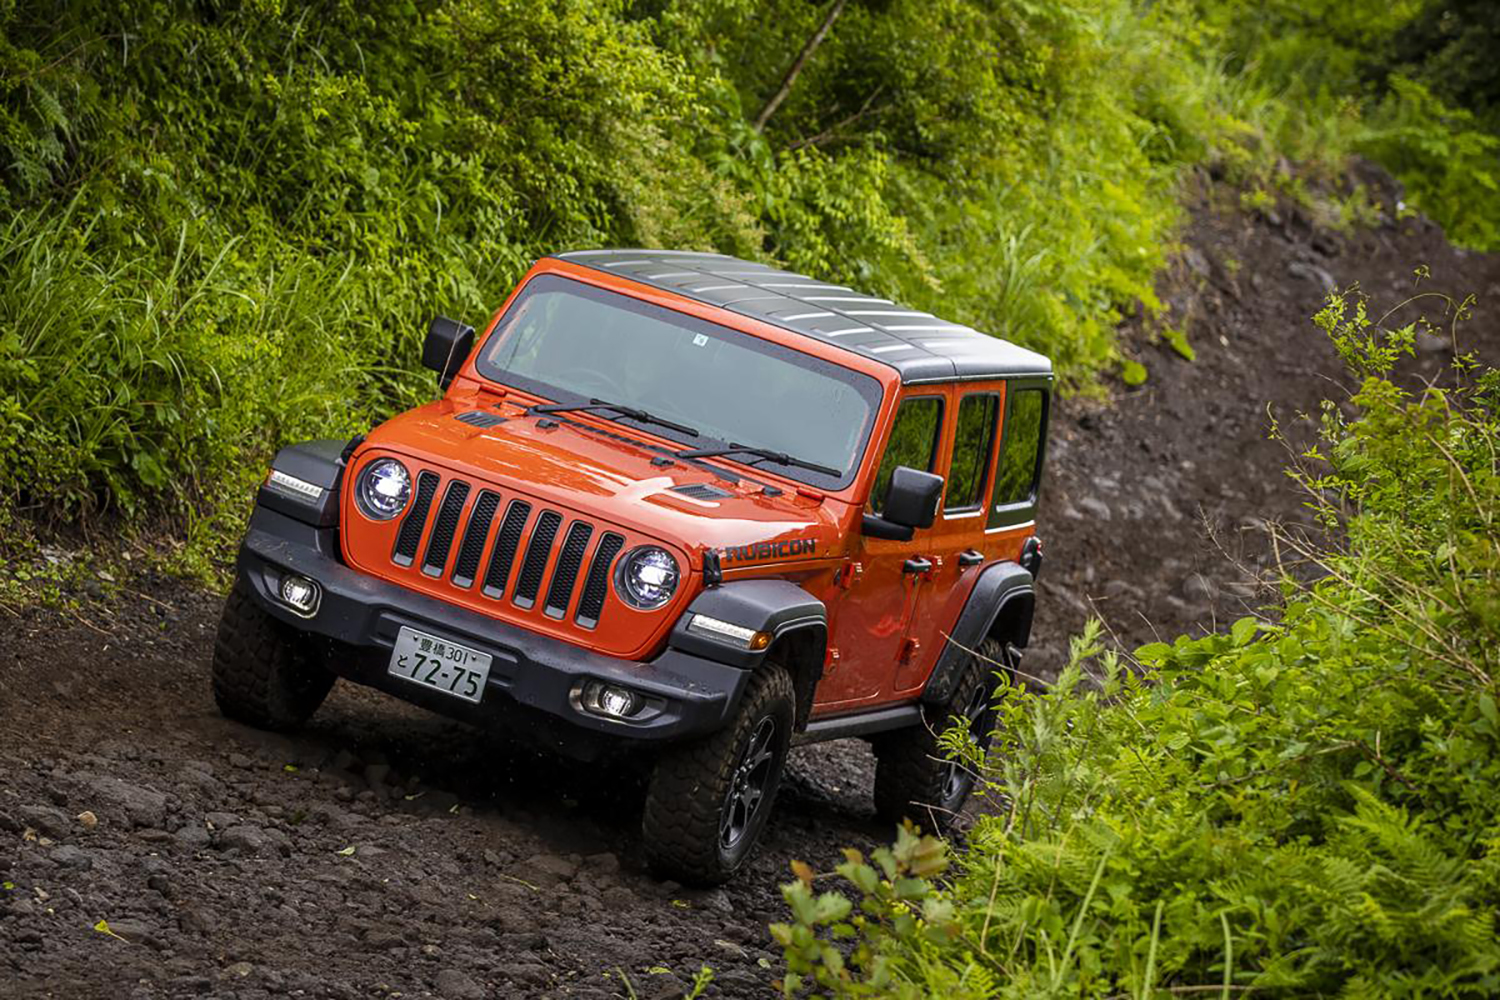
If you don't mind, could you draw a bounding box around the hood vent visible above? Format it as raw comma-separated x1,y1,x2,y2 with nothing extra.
670,483,732,500
455,410,507,428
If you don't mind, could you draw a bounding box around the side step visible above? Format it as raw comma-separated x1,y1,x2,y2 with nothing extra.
792,704,923,746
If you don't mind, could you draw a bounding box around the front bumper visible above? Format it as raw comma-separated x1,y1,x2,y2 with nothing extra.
236,506,749,759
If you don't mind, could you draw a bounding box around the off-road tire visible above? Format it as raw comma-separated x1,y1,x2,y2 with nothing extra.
642,663,795,886
872,637,1007,832
212,578,335,731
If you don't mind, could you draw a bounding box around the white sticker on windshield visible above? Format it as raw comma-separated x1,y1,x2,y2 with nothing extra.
692,333,709,347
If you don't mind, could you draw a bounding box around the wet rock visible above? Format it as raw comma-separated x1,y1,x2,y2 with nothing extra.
205,812,240,831
434,969,485,999
514,853,576,888
109,918,166,950
179,907,214,935
218,825,271,856
1285,260,1336,294
1075,497,1112,522
1416,330,1450,354
50,845,94,870
509,964,550,987
174,824,211,849
642,972,688,1000
1181,573,1218,602
20,805,71,839
583,851,620,877
88,776,168,828
601,886,636,911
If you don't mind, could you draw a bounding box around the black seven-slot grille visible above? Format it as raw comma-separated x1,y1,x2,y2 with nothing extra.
388,472,627,629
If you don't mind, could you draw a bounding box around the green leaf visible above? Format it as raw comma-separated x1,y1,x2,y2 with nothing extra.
1231,617,1259,647
1121,360,1148,386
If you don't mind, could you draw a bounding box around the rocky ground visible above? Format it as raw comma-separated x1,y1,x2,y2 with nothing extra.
2,165,1497,999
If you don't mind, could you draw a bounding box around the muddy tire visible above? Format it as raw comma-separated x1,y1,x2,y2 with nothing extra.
642,663,794,885
872,637,1007,832
211,578,335,731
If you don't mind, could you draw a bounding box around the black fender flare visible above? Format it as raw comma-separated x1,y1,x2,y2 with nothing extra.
669,579,827,729
922,560,1034,705
257,438,356,528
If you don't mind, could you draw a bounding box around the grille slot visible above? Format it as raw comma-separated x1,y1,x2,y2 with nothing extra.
575,533,625,628
451,490,500,588
544,522,594,619
513,510,563,609
481,500,532,599
422,480,471,576
670,482,731,500
392,471,441,567
455,410,506,428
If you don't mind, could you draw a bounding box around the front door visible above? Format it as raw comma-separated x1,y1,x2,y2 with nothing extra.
817,391,947,712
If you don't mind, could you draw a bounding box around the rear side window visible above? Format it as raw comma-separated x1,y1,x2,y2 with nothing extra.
945,393,999,511
988,387,1047,526
871,396,943,514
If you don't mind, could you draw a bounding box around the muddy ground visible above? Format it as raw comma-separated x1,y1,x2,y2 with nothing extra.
3,166,1498,999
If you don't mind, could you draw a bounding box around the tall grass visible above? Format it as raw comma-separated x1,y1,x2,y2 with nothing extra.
0,206,430,523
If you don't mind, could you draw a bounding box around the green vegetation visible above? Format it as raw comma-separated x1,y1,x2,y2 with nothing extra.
0,0,1495,551
774,287,1500,996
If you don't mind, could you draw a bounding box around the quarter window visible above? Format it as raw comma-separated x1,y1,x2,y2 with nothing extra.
988,388,1046,526
870,397,943,514
945,393,999,511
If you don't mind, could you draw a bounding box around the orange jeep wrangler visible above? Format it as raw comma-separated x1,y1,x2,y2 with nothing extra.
214,250,1050,884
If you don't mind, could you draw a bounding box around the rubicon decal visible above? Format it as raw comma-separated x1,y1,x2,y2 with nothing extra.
720,538,817,563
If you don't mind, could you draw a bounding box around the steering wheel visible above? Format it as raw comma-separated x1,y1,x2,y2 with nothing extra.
567,368,629,403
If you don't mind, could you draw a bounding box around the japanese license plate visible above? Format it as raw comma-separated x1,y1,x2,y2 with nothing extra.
387,627,492,704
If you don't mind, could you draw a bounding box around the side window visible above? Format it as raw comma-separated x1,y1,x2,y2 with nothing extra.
870,396,943,514
988,387,1047,526
945,393,999,512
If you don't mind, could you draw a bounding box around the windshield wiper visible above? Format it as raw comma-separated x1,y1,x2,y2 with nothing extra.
674,443,842,479
529,398,700,438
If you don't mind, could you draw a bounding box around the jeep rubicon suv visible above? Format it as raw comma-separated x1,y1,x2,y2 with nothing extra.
214,249,1050,884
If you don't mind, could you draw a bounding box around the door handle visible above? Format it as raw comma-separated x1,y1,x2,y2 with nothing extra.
903,557,933,575
958,549,985,568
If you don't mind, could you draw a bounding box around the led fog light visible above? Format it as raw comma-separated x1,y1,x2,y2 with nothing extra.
279,574,321,617
573,679,643,720
686,614,771,651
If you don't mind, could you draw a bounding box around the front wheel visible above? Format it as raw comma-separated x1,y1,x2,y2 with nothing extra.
212,578,335,731
642,664,794,885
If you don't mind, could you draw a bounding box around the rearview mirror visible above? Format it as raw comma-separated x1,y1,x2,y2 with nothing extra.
422,316,475,390
861,466,944,541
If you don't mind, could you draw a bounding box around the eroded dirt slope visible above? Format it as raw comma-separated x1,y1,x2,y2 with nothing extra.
2,167,1497,999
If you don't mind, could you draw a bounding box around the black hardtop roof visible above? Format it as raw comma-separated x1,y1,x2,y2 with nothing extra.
551,249,1053,384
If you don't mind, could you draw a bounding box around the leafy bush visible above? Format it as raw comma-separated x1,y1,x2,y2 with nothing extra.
0,0,1495,548
774,288,1500,997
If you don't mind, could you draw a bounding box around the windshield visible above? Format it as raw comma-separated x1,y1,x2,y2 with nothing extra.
475,274,882,490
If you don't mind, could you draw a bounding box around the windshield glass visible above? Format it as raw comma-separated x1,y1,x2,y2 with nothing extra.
475,274,882,489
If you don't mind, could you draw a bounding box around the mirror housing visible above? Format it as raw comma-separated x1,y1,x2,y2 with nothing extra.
422,316,475,390
861,466,944,541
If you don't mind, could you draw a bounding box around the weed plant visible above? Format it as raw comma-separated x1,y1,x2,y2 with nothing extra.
774,286,1500,996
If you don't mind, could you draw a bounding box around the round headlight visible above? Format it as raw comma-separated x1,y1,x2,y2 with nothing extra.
356,458,411,520
614,546,680,610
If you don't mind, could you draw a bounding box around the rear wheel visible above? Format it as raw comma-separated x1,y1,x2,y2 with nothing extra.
872,637,1006,831
212,578,335,731
642,663,794,885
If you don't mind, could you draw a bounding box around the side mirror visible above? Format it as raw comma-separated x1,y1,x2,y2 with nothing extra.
422,316,475,390
861,466,944,541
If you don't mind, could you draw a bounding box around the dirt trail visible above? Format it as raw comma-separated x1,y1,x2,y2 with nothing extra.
3,166,1498,999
